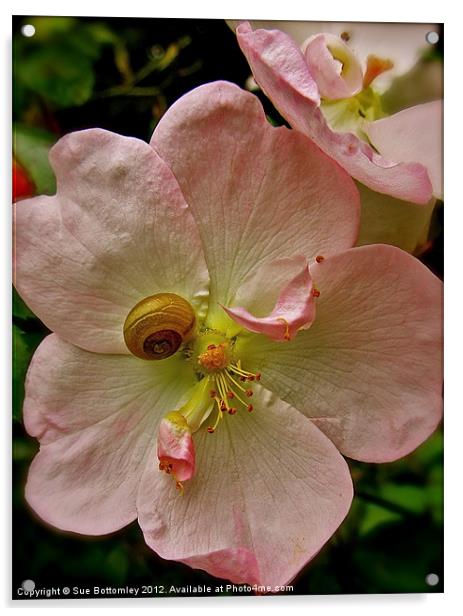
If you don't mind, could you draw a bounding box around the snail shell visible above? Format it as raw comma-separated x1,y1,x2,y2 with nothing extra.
123,293,196,360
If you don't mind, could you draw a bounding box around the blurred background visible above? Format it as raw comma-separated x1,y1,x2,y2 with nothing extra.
12,16,443,597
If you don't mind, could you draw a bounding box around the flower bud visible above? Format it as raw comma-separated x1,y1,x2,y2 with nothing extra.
157,411,195,482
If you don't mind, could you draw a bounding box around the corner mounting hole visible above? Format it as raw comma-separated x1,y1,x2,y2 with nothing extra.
21,24,36,37
21,579,36,591
425,573,439,586
426,31,439,45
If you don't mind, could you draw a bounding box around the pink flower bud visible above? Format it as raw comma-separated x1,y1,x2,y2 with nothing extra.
157,411,195,482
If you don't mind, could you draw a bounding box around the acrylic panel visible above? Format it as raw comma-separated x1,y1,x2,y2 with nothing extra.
12,16,443,600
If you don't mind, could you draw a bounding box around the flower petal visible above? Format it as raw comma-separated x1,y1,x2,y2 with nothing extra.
303,33,363,100
365,100,443,199
222,260,316,341
232,255,307,315
137,388,353,588
237,244,443,462
24,334,195,534
236,23,433,204
356,182,436,254
151,80,359,325
14,129,208,354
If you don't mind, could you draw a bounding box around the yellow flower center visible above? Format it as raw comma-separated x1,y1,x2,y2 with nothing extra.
321,86,385,140
198,343,230,371
194,334,261,433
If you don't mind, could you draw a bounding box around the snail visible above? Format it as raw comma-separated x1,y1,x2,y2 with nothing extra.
123,293,196,360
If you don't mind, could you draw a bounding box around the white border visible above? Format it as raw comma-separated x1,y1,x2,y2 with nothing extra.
3,0,447,21
2,1,458,614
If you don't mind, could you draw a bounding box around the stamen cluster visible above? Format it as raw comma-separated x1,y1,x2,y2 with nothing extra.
198,343,261,433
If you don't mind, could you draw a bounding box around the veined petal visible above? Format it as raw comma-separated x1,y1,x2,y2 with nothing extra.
151,80,359,324
14,129,208,354
24,335,195,534
232,255,307,315
222,261,316,341
232,24,320,105
237,245,443,462
365,100,443,199
137,388,353,588
236,23,433,204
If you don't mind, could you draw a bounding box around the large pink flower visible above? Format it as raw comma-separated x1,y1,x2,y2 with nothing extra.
14,81,442,589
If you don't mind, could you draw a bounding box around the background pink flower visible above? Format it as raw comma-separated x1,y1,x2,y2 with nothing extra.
235,22,443,255
229,20,440,93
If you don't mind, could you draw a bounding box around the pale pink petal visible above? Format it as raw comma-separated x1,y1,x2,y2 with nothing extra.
151,80,360,326
232,255,307,316
222,261,316,341
237,244,442,462
229,23,320,104
157,412,195,482
365,101,443,199
303,34,363,100
14,129,208,354
24,334,195,534
236,23,433,204
137,388,353,588
356,182,436,254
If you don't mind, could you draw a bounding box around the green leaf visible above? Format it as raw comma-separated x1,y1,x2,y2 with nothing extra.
379,483,428,515
352,519,442,592
358,503,401,536
84,22,120,46
12,325,44,422
105,547,129,584
13,123,56,195
13,437,38,462
413,430,443,468
15,46,94,108
13,288,37,321
428,465,443,524
27,17,78,40
29,17,117,58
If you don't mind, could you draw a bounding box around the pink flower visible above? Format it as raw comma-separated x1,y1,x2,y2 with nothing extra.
235,22,442,254
14,81,442,589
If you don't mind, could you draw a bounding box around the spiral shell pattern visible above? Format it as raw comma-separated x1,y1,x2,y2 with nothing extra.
123,293,196,360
